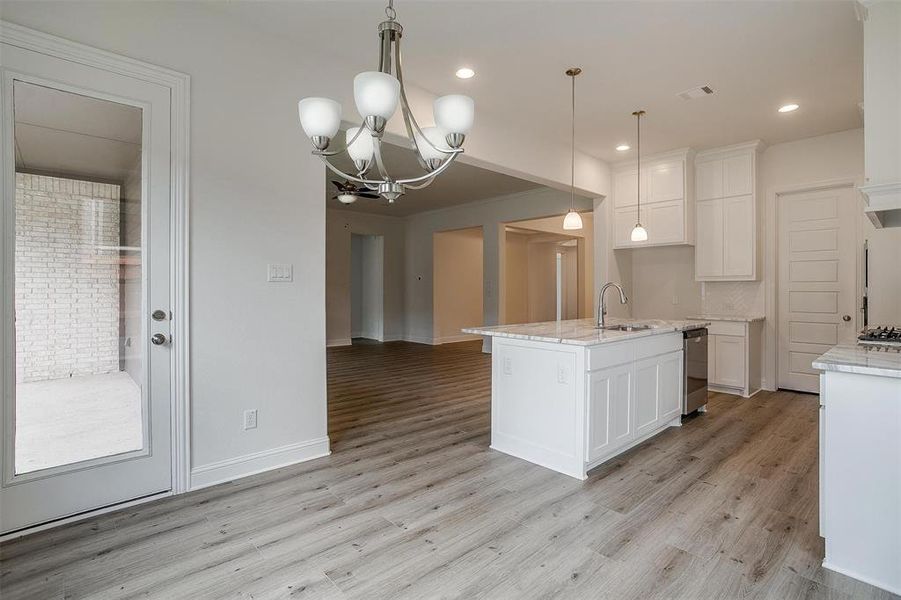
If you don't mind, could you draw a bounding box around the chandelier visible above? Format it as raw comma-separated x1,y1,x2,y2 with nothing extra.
297,0,475,204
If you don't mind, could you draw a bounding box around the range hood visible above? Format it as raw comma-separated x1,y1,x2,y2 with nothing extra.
859,1,901,228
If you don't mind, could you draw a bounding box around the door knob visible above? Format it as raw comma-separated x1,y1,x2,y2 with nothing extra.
842,315,851,322
151,333,168,345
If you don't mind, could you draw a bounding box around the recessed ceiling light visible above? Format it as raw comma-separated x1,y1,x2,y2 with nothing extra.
455,67,475,79
778,103,800,113
616,144,630,152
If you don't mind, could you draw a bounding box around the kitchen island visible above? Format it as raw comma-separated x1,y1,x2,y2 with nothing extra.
463,318,708,480
813,344,901,595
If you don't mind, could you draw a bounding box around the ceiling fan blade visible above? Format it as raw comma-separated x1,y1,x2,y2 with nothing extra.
358,192,380,199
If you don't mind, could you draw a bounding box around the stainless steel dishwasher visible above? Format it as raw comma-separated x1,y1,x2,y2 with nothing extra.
683,328,708,415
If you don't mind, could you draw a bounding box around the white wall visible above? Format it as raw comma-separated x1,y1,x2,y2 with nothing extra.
350,235,362,338
504,232,530,324
326,210,404,346
405,187,593,345
359,235,384,341
433,227,484,342
0,1,608,490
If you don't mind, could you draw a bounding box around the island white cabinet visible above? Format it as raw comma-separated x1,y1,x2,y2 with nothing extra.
487,330,685,479
694,141,763,280
613,148,695,249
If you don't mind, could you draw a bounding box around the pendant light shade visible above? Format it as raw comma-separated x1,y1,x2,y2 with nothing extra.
630,109,647,242
434,95,475,135
563,210,583,230
563,67,583,231
630,223,648,242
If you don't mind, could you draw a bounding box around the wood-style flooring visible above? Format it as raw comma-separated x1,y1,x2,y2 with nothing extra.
1,340,897,599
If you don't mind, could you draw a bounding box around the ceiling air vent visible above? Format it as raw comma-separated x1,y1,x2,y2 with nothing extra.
677,85,714,101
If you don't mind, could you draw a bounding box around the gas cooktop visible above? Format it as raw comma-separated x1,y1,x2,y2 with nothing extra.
859,326,901,346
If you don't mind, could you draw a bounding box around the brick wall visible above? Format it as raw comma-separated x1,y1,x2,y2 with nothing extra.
15,173,121,383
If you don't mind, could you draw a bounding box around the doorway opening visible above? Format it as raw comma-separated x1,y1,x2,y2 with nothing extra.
350,233,385,343
12,82,144,475
432,227,484,344
502,215,592,325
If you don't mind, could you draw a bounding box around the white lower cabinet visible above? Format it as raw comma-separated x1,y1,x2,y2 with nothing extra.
587,364,632,461
705,319,763,397
587,347,683,467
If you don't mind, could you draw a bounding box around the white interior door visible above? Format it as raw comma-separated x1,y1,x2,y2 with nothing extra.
777,185,858,393
1,41,173,534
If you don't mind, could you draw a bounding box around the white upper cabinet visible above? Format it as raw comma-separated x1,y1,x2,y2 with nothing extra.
696,160,723,201
613,168,640,207
694,141,763,281
723,153,753,197
613,149,694,249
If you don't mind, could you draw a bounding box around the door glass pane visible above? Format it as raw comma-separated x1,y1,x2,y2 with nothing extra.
12,81,144,475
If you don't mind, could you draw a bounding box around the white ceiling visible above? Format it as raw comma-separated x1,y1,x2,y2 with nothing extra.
213,0,863,163
14,81,142,182
326,134,544,216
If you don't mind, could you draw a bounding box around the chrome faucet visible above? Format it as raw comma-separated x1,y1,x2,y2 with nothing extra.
597,282,628,328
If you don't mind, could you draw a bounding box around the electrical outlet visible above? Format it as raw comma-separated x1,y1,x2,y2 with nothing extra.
557,364,568,384
503,356,513,375
243,409,258,430
267,263,293,282
672,295,679,305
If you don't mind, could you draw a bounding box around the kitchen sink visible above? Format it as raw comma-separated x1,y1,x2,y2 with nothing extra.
597,323,653,332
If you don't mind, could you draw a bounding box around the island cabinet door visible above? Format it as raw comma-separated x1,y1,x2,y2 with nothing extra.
634,357,662,437
657,351,683,422
587,365,633,462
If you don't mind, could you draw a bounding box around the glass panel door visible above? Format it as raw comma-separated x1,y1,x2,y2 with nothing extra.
13,82,146,476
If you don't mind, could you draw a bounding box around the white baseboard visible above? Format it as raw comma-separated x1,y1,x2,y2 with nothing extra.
190,437,330,490
327,338,351,348
433,334,482,345
822,560,901,596
404,335,436,345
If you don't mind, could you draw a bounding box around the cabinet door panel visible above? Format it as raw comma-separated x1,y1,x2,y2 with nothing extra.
648,160,684,204
658,351,683,421
713,335,745,388
614,169,639,208
723,195,754,277
647,200,684,244
696,160,723,200
634,358,660,436
723,153,752,197
614,207,639,248
695,198,724,277
588,365,633,461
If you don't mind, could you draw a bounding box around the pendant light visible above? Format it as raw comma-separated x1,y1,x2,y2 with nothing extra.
630,109,648,242
562,67,583,231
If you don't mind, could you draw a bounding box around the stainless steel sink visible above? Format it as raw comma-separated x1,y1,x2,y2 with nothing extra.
597,323,653,332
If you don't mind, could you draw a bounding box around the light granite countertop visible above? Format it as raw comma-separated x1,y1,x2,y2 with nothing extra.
812,344,901,379
462,318,709,347
687,314,765,323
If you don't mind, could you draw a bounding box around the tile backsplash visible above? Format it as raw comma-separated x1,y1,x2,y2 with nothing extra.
701,281,765,316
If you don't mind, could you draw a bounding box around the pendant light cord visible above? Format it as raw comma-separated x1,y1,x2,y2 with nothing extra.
633,110,644,224
570,73,575,211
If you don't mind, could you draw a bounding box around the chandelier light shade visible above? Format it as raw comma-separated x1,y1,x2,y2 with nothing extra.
630,109,648,242
563,67,584,231
297,0,473,203
345,127,374,164
298,97,342,140
353,71,401,122
415,127,451,163
434,94,475,136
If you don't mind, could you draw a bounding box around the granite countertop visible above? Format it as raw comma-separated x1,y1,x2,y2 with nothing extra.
812,344,901,379
687,314,765,323
462,318,709,347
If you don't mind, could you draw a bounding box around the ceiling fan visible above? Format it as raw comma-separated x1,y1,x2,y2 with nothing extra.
331,180,380,204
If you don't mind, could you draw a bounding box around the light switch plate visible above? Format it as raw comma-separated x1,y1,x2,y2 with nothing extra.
267,263,293,282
